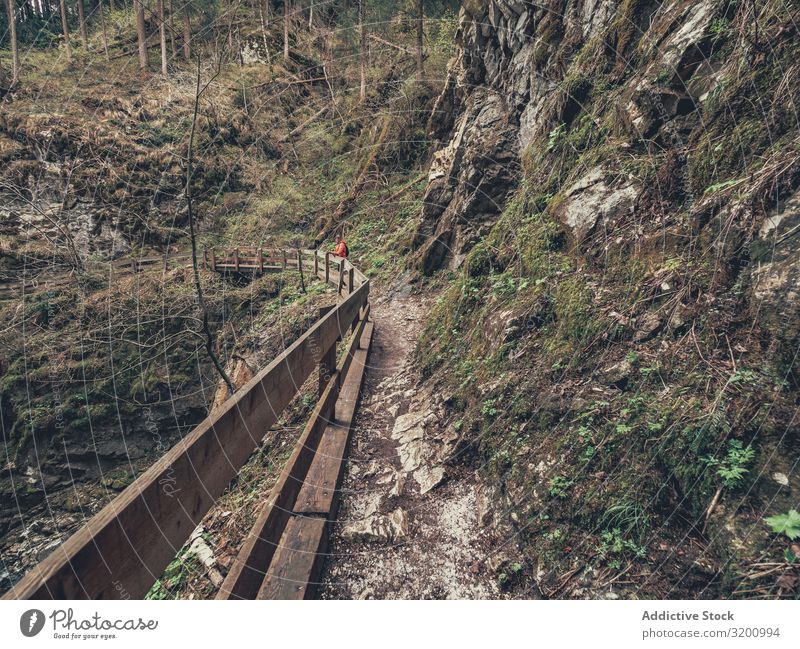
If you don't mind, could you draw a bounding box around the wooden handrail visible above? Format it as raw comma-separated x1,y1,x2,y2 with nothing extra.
4,252,370,600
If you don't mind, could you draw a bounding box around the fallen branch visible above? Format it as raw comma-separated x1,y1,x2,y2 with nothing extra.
368,33,415,55
279,104,329,142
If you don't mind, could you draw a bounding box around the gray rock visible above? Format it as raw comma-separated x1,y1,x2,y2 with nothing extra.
601,358,634,387
555,167,639,244
341,508,409,543
414,466,446,495
634,311,664,342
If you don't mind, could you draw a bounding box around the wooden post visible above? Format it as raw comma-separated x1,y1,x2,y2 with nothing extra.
348,268,355,294
211,248,217,272
297,249,306,294
282,250,287,269
325,252,331,284
258,248,264,272
234,248,240,272
318,306,336,398
314,250,319,277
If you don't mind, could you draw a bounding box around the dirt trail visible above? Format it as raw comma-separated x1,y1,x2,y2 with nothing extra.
318,279,506,599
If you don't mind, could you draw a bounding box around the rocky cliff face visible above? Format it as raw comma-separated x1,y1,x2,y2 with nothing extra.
416,0,800,597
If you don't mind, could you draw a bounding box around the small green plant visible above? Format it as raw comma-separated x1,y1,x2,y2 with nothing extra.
549,475,573,499
301,393,316,410
708,17,731,44
602,499,650,543
703,177,745,195
640,363,661,376
654,67,672,85
596,528,647,569
729,369,757,385
765,509,800,540
704,439,755,489
547,123,567,151
491,273,527,298
481,399,498,418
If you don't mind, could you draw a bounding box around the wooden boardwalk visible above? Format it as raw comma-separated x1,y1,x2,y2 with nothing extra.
0,246,353,301
3,248,372,600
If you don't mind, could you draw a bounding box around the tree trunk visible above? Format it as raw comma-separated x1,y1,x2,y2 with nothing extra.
258,0,271,64
168,0,176,58
58,0,72,61
283,0,289,61
183,2,191,60
109,0,114,12
99,0,110,59
134,0,147,69
359,0,366,101
5,0,19,85
415,0,424,79
77,0,89,48
158,0,167,74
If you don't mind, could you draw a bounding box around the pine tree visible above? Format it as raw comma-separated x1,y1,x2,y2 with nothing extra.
77,0,89,48
4,0,19,85
158,0,168,74
416,0,424,79
59,0,72,61
183,1,191,60
134,0,148,69
99,0,110,59
359,0,366,101
283,0,290,61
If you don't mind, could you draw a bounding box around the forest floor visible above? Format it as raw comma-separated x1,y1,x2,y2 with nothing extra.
318,276,517,599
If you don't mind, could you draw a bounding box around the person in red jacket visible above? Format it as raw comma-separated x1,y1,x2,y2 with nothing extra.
334,235,349,258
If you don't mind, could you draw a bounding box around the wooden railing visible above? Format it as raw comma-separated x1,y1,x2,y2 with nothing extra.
4,248,370,599
206,247,366,296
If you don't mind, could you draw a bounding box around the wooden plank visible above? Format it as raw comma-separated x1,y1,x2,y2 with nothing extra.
215,374,338,600
260,321,373,600
295,322,373,516
5,281,369,600
256,516,327,600
294,425,349,516
217,307,371,600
